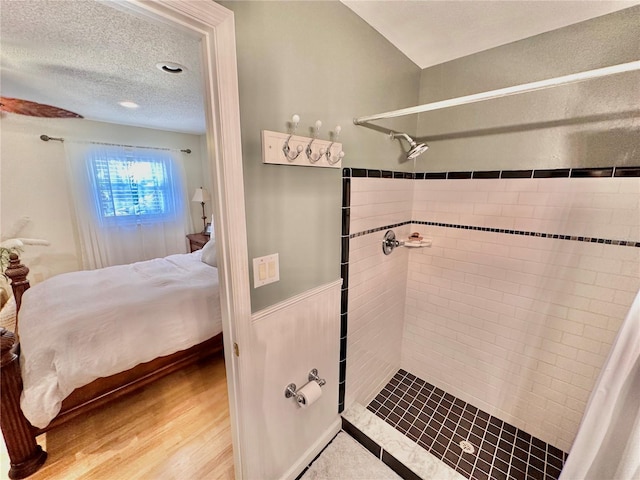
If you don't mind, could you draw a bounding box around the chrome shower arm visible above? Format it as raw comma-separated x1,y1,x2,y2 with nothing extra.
389,132,413,144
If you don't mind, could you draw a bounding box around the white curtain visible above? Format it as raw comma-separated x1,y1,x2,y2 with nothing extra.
65,142,191,269
559,289,640,480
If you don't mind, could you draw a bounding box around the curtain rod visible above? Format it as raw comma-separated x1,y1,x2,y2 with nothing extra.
39,134,192,154
353,60,640,125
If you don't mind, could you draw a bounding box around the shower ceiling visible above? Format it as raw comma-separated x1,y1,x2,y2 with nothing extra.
341,1,640,69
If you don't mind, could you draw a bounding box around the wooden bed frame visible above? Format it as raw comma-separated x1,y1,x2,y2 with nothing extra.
0,253,224,479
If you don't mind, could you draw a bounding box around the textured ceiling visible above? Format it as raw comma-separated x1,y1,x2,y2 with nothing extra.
0,0,206,134
342,1,640,69
2,1,637,134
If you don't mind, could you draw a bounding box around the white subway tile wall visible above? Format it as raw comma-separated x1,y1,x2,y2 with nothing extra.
350,178,415,234
404,176,640,451
412,178,640,241
346,178,414,407
344,173,640,454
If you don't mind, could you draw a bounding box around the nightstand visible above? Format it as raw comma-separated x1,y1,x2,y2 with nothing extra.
186,233,210,252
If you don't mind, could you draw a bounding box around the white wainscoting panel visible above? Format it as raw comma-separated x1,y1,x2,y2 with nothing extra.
243,280,342,479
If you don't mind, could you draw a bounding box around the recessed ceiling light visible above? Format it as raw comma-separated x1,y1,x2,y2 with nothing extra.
119,101,139,109
156,62,187,74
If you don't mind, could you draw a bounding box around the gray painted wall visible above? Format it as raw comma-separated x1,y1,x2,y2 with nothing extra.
225,3,638,311
413,6,640,172
222,1,420,311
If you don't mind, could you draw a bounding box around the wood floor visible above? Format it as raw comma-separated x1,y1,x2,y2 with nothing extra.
0,352,234,480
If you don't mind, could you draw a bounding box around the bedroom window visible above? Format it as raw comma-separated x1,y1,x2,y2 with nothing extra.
66,143,189,268
90,153,179,224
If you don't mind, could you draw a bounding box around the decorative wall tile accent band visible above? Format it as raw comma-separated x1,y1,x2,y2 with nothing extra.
338,176,350,414
342,166,640,179
533,169,571,178
349,220,640,248
349,222,411,239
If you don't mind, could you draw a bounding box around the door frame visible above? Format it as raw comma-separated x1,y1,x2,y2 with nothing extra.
123,1,251,477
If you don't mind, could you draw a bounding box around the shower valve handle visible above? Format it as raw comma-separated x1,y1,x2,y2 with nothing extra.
382,230,402,255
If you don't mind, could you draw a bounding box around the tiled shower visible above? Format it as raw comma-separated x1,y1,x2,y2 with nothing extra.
339,166,640,479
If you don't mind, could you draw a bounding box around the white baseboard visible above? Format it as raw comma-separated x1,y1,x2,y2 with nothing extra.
281,417,342,480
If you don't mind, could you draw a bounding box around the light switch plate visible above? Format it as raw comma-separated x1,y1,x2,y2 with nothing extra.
253,253,279,288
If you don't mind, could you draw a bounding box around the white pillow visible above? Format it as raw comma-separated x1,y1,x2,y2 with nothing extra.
0,295,16,333
200,238,217,267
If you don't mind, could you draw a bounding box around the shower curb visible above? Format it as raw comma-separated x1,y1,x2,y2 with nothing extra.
341,416,422,480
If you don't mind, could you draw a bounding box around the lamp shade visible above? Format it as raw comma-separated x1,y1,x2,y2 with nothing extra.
192,187,210,203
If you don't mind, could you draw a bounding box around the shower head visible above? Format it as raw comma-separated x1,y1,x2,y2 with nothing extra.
390,132,429,160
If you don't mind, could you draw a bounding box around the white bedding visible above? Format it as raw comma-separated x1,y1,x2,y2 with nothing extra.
18,251,222,428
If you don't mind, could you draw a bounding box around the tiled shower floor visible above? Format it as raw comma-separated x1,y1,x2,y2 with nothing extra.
367,370,568,480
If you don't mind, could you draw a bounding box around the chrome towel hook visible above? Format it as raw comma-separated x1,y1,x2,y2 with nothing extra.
283,114,304,161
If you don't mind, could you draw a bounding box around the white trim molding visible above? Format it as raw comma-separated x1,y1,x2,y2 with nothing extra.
123,2,251,478
252,279,343,323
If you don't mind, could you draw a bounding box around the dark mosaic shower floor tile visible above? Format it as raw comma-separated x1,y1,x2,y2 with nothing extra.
367,370,568,480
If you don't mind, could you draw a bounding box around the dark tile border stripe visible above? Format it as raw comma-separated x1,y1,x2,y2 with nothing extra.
297,426,422,480
381,450,422,480
448,171,473,179
339,176,351,413
425,172,447,179
615,166,640,177
472,170,500,179
571,167,613,178
533,169,570,178
349,221,412,239
343,166,640,179
412,221,640,248
342,417,426,480
342,417,381,459
349,220,640,248
294,431,340,480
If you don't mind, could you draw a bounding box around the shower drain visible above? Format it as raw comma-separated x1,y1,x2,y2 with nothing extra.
459,440,475,454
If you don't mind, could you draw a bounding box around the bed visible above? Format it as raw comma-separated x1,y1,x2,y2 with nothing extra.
0,241,223,479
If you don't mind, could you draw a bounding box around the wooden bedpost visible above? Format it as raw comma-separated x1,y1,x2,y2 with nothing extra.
2,254,47,478
1,329,47,478
6,253,30,320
